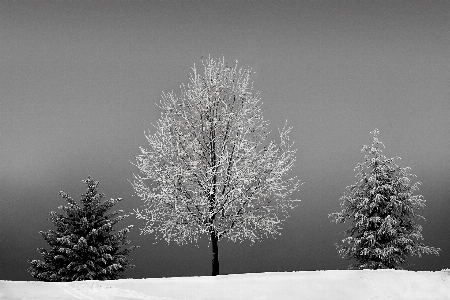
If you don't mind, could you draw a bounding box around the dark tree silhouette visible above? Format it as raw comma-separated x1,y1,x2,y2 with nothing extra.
28,176,139,281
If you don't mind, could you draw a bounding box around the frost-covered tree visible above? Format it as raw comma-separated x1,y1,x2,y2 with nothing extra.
329,129,441,270
130,56,302,276
27,176,139,281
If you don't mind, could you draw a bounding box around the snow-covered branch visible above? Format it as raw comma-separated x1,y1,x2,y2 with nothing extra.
130,56,302,247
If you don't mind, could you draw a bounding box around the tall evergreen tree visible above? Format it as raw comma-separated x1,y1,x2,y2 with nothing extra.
329,129,441,270
28,176,139,281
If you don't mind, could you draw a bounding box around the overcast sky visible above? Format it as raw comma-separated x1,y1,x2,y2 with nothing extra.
1,0,449,281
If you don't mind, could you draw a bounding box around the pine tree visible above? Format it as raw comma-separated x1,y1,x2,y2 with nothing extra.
27,176,139,281
329,129,441,270
130,56,302,276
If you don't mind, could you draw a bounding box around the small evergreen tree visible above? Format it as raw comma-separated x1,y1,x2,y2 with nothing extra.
329,129,441,270
28,176,139,281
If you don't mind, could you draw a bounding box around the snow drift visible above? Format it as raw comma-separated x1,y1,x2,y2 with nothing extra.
1,269,449,300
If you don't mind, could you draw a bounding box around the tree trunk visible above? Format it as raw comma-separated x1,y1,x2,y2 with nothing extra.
211,229,219,276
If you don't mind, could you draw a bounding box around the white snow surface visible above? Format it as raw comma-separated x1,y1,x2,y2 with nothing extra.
1,270,449,300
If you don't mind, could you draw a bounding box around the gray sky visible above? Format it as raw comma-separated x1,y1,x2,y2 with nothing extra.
1,0,449,280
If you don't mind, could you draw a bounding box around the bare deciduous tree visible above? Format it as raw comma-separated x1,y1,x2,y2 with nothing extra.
130,56,302,276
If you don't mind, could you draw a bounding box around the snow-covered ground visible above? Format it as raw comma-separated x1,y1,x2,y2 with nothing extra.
1,270,449,300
